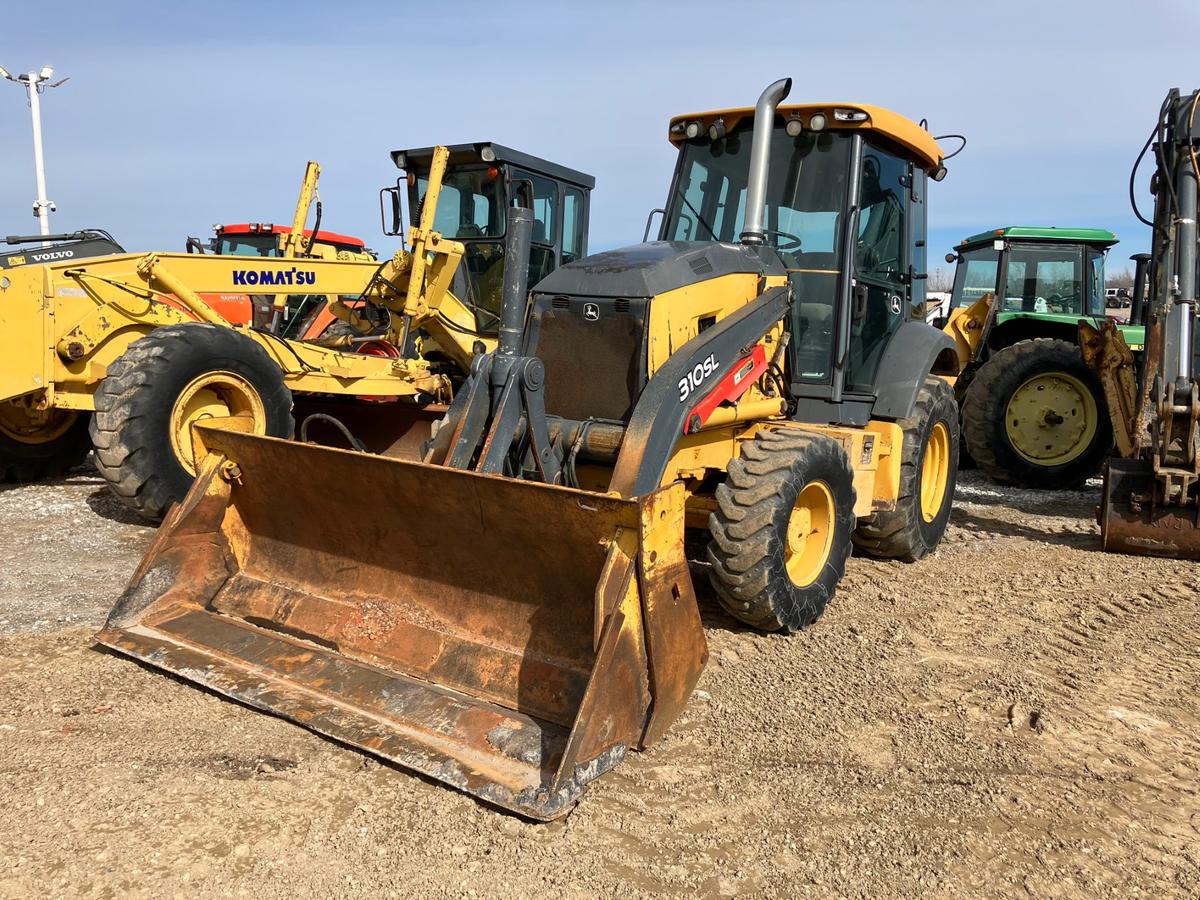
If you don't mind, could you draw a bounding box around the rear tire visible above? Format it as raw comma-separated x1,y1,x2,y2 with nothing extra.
0,405,91,482
90,324,293,521
962,339,1111,489
707,429,856,633
853,376,958,562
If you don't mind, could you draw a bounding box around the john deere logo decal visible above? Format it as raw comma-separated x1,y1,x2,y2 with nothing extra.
583,302,600,321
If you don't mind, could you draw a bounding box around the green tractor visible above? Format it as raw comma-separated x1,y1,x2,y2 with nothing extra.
941,226,1145,488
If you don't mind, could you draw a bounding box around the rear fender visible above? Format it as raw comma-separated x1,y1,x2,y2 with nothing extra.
871,322,959,421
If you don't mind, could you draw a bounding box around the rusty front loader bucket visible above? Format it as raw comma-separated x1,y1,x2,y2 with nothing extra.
1099,457,1200,559
96,427,706,819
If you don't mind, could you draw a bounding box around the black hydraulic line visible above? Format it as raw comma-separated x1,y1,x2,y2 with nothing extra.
298,413,367,451
303,201,323,256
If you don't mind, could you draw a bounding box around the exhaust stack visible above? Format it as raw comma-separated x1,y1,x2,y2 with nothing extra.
739,77,792,246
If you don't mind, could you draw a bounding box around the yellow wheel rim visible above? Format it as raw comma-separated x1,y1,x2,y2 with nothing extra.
0,402,78,445
169,371,266,475
920,422,951,523
1004,372,1098,467
784,481,835,587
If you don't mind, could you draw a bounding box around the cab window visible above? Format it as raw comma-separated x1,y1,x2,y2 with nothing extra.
563,188,586,264
1088,250,1105,316
1002,244,1084,315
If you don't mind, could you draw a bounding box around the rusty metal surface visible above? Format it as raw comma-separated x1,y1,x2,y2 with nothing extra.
1100,457,1200,559
97,426,707,819
1078,320,1139,458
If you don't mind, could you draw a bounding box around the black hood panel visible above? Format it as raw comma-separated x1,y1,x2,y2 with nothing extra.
532,240,785,299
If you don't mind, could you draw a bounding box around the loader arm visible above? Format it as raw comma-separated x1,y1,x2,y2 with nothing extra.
609,284,792,497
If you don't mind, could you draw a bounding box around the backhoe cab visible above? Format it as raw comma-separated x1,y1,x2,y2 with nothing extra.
100,80,959,819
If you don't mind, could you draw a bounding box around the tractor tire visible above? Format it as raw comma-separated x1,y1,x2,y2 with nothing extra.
90,324,293,522
962,339,1111,489
707,429,856,633
0,406,92,482
852,376,958,562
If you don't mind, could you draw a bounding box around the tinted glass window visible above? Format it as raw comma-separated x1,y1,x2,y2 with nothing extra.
662,127,852,385
1002,243,1084,314
513,171,558,247
847,145,909,391
663,127,851,251
563,188,585,264
952,247,1000,307
1088,250,1105,316
219,235,278,256
417,169,503,239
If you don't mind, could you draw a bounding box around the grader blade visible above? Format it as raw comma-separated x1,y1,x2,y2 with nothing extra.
96,426,706,820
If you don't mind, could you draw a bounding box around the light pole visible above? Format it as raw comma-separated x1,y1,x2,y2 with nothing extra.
0,64,70,247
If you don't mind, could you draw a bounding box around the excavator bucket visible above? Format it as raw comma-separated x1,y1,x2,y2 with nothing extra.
96,426,706,820
1099,457,1200,559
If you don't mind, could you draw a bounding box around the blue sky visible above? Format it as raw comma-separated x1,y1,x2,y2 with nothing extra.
2,0,1197,282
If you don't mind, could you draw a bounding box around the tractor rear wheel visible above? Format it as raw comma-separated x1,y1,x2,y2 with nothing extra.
90,324,293,521
0,403,91,482
962,339,1111,489
853,376,958,561
707,429,856,633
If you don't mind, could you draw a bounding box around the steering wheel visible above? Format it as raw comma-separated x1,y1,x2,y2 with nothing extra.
762,229,803,252
1046,292,1072,311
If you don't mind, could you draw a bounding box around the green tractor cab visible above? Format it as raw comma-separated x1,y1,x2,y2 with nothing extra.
944,226,1145,488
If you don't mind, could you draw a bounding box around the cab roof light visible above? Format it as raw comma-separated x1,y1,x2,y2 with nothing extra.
393,151,407,170
808,113,827,132
707,117,726,141
833,108,868,123
784,115,804,137
480,145,496,162
683,120,703,140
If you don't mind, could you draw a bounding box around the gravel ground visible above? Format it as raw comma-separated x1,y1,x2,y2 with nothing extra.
0,460,1197,897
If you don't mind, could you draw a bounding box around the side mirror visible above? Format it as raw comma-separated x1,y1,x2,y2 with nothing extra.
643,208,665,242
379,183,404,237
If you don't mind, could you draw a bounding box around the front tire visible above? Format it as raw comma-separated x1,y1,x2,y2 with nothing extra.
90,324,293,521
707,429,856,633
0,404,91,482
962,339,1111,489
853,376,958,562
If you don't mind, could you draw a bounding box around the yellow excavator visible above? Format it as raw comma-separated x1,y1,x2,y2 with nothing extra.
98,79,960,818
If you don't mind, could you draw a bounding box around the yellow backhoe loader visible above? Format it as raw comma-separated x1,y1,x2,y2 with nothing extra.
0,145,593,519
99,79,960,819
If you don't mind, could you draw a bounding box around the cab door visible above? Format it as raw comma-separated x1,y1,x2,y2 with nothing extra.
844,142,911,393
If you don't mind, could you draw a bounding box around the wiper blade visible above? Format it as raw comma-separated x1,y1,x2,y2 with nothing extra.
675,189,717,241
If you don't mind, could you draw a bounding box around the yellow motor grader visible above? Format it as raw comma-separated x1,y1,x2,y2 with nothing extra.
0,145,594,519
98,79,960,818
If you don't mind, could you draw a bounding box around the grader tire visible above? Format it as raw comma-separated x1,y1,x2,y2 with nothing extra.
853,376,958,562
962,339,1111,489
90,324,293,521
707,429,856,633
0,408,92,483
